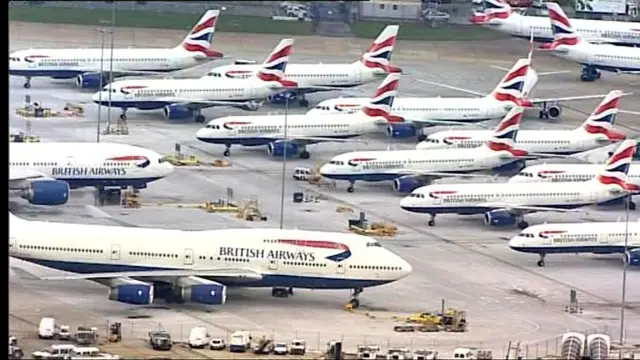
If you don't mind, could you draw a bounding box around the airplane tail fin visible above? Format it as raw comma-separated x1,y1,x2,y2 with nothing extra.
361,74,404,123
360,25,402,74
485,106,527,156
541,3,580,49
255,38,297,88
489,58,530,105
580,90,626,141
177,9,223,58
596,140,636,190
471,0,512,24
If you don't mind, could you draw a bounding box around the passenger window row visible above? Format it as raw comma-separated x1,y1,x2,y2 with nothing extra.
283,261,326,267
129,251,178,258
20,244,103,253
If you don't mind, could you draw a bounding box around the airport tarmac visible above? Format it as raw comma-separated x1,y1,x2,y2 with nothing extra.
9,22,640,359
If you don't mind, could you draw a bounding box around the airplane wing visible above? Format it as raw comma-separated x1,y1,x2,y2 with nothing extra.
399,170,496,178
409,118,492,128
480,203,584,214
280,136,368,145
169,98,263,110
16,267,264,282
519,152,594,162
9,168,49,190
489,65,570,76
620,109,640,116
413,79,486,97
528,93,613,106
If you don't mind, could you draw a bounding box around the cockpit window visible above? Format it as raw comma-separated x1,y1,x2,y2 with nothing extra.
518,232,535,238
425,138,439,143
206,72,222,78
366,241,381,247
408,193,425,198
329,160,344,166
205,124,221,129
9,57,20,62
517,172,533,177
102,86,116,93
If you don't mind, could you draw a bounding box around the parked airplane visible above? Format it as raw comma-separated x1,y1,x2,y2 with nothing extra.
9,10,223,89
399,140,637,229
9,142,174,206
204,25,402,107
509,162,640,209
470,0,640,47
195,73,405,158
8,213,412,308
319,107,530,193
416,90,627,155
509,221,640,267
540,3,640,81
92,39,303,123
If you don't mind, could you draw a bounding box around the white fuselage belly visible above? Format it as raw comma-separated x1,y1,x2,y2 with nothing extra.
511,164,640,189
9,222,409,289
308,97,506,122
401,181,624,214
210,63,372,87
9,48,202,78
490,14,640,46
557,44,640,72
422,130,610,154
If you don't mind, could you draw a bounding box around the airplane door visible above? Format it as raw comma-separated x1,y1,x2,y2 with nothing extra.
247,87,259,99
335,262,346,275
268,259,278,270
184,249,194,265
110,244,120,261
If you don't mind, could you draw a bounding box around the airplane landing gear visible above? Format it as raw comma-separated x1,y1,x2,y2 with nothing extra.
428,214,436,227
299,151,310,159
195,114,206,123
23,77,31,89
629,201,636,211
347,181,355,193
516,219,529,230
298,93,309,108
119,111,127,121
271,287,290,298
537,253,546,267
223,145,231,157
580,65,601,82
347,288,363,309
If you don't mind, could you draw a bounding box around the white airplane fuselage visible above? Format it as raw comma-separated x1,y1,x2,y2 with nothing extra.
509,222,640,256
9,218,413,291
319,147,521,192
549,42,640,74
418,128,616,154
207,62,384,89
9,48,210,87
484,13,640,46
510,163,640,189
9,142,174,189
400,180,626,216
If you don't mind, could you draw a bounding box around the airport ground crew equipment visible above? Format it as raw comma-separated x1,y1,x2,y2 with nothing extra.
75,326,98,345
149,331,172,351
102,119,129,135
336,204,354,213
121,189,141,208
9,133,40,143
9,336,24,359
63,102,84,116
201,199,239,213
236,200,267,221
254,337,274,354
348,212,397,236
108,322,122,343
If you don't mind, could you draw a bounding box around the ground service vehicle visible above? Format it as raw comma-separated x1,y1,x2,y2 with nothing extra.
149,331,172,351
273,341,289,355
229,331,252,353
209,338,226,350
38,318,57,339
31,344,76,359
58,326,71,341
290,339,306,355
188,327,210,349
9,336,23,359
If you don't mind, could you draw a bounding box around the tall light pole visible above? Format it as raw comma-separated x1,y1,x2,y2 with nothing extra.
106,2,116,130
96,28,106,143
279,96,290,229
619,193,631,344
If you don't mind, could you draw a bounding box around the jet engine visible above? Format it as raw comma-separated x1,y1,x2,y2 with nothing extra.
75,73,104,89
108,277,154,305
546,105,562,119
235,100,261,111
492,160,526,175
627,249,640,267
267,141,298,158
484,209,516,227
163,104,194,120
268,92,298,105
172,276,227,305
392,176,427,193
20,180,69,206
387,123,417,139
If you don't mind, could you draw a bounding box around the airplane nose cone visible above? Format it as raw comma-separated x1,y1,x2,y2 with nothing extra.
400,259,412,277
319,164,332,176
507,236,525,250
195,127,209,140
399,196,414,211
164,162,175,175
415,141,429,150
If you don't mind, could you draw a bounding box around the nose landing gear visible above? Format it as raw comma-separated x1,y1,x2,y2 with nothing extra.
23,77,31,89
537,253,546,267
346,288,363,309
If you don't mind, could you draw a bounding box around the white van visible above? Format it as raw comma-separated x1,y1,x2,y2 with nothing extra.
293,167,312,181
69,346,120,359
32,344,76,359
188,327,210,349
229,331,252,353
38,317,57,339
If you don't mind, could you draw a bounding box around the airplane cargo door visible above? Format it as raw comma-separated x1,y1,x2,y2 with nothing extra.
184,248,194,265
268,259,278,270
110,244,120,261
335,263,346,275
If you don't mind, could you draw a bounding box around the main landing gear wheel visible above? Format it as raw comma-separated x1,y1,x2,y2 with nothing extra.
417,134,427,142
629,201,636,211
223,149,231,157
299,99,309,107
347,185,355,193
537,254,546,267
428,214,436,227
347,288,363,309
517,220,529,230
119,113,127,121
271,287,290,298
299,151,310,159
23,82,31,89
195,114,206,123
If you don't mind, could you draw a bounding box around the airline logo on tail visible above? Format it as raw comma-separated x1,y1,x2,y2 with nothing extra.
277,239,352,262
362,25,402,73
108,155,151,168
582,90,626,141
486,106,528,156
470,0,511,24
362,74,404,123
542,3,579,49
597,140,636,189
492,58,530,106
257,38,297,88
182,9,224,58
